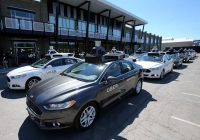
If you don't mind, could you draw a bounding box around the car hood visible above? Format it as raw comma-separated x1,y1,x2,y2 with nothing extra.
7,66,38,76
136,61,163,69
28,76,92,104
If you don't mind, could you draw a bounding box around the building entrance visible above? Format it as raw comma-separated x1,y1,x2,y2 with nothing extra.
14,41,36,65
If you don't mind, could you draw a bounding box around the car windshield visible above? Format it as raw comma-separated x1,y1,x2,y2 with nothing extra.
62,62,107,82
170,54,178,59
139,55,163,62
31,57,52,68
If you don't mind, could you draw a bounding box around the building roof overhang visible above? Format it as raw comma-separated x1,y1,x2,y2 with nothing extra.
60,0,147,26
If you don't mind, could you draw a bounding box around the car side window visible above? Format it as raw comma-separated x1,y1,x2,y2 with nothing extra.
64,58,76,65
121,61,134,74
166,55,171,60
49,59,63,67
50,51,56,54
105,63,122,78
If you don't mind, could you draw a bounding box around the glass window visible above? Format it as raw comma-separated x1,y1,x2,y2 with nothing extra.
10,9,34,20
139,54,163,62
31,57,52,68
49,59,64,67
64,58,76,64
106,63,122,77
64,5,68,17
49,15,55,24
89,23,95,33
63,63,107,82
70,7,74,18
121,61,134,73
69,19,75,29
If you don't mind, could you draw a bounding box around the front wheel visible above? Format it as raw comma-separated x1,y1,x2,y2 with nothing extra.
160,70,165,79
74,103,97,131
134,79,142,95
26,78,40,90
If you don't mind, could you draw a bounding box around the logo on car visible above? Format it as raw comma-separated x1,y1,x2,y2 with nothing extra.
106,84,119,93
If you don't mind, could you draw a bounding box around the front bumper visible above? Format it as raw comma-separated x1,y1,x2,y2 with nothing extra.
143,69,161,79
173,61,182,67
7,76,26,90
26,98,77,130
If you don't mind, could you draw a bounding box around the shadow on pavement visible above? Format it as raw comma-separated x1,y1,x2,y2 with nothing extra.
18,90,156,140
0,88,26,99
184,60,194,64
144,71,181,84
175,64,187,70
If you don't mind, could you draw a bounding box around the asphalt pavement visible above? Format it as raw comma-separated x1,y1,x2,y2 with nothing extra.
0,55,200,140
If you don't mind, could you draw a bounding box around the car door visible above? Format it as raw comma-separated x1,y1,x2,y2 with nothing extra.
43,58,63,79
120,60,139,95
98,62,124,107
165,55,172,72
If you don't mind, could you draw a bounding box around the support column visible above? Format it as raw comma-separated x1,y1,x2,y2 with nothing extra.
106,10,111,41
120,16,125,50
55,0,60,50
85,1,91,53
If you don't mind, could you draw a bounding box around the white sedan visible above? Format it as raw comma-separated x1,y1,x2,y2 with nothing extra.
7,57,82,90
136,53,173,79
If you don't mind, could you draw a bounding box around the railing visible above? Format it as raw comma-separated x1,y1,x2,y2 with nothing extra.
1,17,55,33
1,17,132,43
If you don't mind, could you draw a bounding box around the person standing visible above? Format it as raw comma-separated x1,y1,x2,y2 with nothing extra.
2,53,8,69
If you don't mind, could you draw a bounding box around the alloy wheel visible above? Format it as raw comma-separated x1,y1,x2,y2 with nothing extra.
28,79,39,89
80,106,96,128
136,80,142,94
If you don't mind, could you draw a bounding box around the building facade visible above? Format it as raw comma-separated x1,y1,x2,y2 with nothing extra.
0,0,162,66
162,38,199,50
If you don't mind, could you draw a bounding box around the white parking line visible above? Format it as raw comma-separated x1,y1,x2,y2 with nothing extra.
171,116,200,128
181,92,200,98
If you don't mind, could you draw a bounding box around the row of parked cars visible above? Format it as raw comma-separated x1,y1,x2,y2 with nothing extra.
129,48,197,79
6,47,197,130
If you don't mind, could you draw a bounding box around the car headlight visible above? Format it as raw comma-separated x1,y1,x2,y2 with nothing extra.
43,100,76,110
11,74,27,79
151,67,161,70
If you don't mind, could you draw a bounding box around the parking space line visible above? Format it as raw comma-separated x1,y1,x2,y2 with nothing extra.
171,116,200,128
181,92,200,98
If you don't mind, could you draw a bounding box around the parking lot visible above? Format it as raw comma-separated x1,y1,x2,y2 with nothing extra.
0,55,200,140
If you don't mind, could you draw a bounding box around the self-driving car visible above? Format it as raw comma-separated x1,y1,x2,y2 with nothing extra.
179,49,190,63
26,54,143,130
161,51,183,68
136,52,173,79
7,56,82,90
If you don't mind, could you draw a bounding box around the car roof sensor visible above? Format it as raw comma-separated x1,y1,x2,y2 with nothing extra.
103,53,124,62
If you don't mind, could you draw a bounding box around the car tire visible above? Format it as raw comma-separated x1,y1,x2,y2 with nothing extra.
160,70,165,79
25,77,41,90
134,79,143,95
74,102,98,131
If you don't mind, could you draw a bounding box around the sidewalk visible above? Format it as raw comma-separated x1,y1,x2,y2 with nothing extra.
0,67,16,75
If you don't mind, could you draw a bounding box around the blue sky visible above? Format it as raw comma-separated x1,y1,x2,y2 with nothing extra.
108,0,200,39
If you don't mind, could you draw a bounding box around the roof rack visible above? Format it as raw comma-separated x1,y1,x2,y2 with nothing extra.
85,53,125,63
103,53,124,62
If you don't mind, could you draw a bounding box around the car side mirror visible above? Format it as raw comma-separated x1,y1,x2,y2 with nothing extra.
46,65,52,68
107,76,118,82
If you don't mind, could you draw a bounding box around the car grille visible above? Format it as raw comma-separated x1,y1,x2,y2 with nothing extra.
26,98,42,116
143,69,151,73
7,76,10,82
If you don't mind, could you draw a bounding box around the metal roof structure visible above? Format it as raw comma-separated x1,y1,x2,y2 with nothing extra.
60,0,147,26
